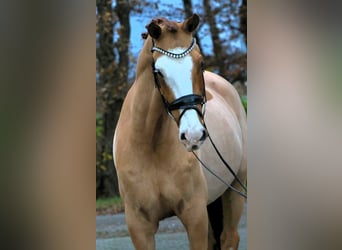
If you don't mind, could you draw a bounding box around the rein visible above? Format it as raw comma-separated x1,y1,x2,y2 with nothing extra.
193,121,248,199
192,152,247,199
150,37,247,199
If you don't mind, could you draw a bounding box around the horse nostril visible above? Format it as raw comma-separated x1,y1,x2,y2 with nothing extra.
180,132,186,140
200,130,208,141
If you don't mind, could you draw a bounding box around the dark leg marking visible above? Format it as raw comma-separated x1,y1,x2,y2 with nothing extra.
207,197,223,250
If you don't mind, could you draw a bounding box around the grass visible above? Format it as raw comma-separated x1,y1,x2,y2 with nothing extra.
96,196,124,215
241,95,247,113
96,196,122,208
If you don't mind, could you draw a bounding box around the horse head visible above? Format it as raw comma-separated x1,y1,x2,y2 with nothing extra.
147,14,208,151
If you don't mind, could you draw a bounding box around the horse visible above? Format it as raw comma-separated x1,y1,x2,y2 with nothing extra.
113,14,247,250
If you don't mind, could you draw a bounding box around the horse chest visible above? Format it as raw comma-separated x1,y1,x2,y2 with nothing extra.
120,157,201,218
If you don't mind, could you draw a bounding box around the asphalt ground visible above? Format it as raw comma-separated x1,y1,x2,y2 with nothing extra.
96,203,247,250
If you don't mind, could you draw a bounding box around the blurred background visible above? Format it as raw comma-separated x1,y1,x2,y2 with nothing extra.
96,0,247,199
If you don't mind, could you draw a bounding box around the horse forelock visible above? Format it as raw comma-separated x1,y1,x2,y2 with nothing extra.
142,17,190,43
152,17,179,32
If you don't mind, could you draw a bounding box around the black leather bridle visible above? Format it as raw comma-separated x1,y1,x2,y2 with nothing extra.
151,37,207,125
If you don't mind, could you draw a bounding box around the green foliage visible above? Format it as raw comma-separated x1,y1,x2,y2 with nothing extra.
96,196,124,214
96,112,104,138
96,196,122,209
241,95,247,113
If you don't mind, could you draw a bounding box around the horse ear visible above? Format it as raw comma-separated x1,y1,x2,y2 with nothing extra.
183,14,200,33
146,22,162,39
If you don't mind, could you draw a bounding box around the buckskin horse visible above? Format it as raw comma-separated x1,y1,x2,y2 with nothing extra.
113,14,247,250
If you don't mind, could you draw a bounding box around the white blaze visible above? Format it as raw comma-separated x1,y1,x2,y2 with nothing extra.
155,48,204,149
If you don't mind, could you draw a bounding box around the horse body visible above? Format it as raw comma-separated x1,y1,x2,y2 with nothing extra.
199,71,247,204
113,14,246,250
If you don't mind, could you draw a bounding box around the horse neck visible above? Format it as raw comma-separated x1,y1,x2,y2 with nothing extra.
130,38,178,150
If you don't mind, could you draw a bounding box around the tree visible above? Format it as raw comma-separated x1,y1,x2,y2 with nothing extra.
201,0,246,94
203,0,225,75
182,0,203,52
240,0,247,46
96,0,130,198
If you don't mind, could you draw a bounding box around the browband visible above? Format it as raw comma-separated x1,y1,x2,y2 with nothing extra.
151,38,196,59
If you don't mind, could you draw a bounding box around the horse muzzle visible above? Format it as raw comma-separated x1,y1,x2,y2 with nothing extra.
179,126,208,151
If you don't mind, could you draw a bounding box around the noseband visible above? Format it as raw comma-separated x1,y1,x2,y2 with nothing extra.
151,38,207,124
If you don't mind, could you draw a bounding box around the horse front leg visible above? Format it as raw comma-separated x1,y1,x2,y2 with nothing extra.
125,205,159,250
178,198,208,250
